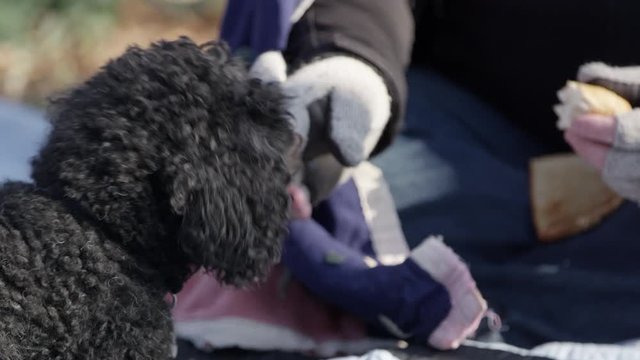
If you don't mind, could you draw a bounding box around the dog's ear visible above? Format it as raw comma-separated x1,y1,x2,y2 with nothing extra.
149,38,293,286
167,148,290,286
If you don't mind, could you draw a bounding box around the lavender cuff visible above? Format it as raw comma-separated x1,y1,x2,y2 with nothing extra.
603,109,640,203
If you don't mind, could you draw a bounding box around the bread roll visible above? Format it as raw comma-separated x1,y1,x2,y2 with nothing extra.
554,81,631,130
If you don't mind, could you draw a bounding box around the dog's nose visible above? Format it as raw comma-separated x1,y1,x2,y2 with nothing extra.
286,134,305,178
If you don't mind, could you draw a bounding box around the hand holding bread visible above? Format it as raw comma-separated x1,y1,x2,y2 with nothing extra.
531,63,640,241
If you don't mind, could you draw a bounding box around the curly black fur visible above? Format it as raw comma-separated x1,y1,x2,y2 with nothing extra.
0,37,293,359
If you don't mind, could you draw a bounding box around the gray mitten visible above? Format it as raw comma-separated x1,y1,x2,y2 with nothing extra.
286,56,392,204
254,53,393,203
284,56,392,167
577,62,640,203
250,53,392,204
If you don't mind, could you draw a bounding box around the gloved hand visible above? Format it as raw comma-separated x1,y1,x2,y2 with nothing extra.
250,51,391,164
283,55,392,167
411,237,487,349
250,51,392,203
283,224,487,351
563,62,640,203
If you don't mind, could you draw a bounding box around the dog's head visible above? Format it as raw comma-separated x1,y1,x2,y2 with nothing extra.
32,37,294,288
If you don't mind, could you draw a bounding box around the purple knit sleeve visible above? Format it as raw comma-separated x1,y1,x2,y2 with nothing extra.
281,182,451,341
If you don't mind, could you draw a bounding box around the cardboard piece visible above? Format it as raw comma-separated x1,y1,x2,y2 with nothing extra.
530,154,623,241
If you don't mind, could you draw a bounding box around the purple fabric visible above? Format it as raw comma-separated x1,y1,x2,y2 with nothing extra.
281,181,451,341
311,180,376,257
220,0,303,55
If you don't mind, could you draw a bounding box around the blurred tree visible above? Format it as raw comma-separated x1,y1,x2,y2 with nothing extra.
0,0,225,105
0,0,117,43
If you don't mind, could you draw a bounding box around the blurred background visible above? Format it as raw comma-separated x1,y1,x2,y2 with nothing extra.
0,0,227,107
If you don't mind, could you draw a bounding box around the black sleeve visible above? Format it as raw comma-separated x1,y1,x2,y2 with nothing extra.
284,0,415,155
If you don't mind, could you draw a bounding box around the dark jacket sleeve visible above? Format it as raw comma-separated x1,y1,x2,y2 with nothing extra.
284,0,415,155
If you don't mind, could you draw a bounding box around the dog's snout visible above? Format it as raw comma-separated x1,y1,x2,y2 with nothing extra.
286,134,305,178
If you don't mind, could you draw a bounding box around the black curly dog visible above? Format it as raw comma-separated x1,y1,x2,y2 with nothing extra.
0,37,294,359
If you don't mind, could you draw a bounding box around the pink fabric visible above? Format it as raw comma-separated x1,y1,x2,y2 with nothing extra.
410,238,487,350
172,265,367,343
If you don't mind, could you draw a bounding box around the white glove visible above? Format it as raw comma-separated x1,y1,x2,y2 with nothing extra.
251,52,392,167
249,51,288,83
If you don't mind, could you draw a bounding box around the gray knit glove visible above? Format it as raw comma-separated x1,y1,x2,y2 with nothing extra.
250,51,392,203
251,51,391,166
577,62,640,203
285,56,391,166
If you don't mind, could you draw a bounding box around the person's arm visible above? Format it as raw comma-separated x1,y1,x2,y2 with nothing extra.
283,219,486,350
284,0,415,156
281,178,486,350
224,1,415,202
563,63,640,203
